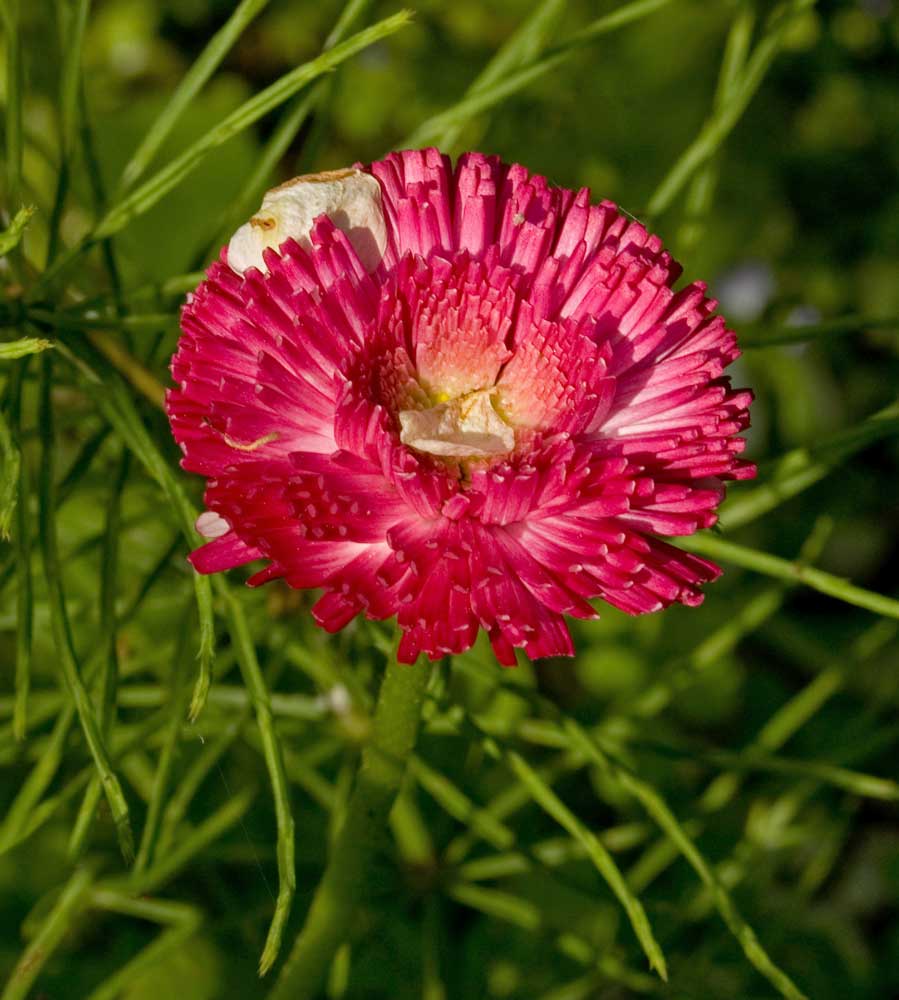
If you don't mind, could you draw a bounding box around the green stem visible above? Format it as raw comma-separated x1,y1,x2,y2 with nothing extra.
269,654,434,1000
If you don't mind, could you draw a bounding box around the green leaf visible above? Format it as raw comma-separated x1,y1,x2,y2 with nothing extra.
1,866,94,1000
740,313,899,348
0,337,53,361
647,0,815,217
37,355,134,862
0,204,36,256
119,0,272,191
433,0,567,151
722,398,899,530
680,533,899,619
561,721,811,1000
221,587,295,975
403,0,673,148
502,748,668,982
93,12,412,242
2,0,23,206
0,408,19,540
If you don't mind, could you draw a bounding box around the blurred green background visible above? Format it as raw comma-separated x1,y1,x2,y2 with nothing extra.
2,0,899,997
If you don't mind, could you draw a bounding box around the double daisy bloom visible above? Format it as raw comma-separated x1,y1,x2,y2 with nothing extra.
167,148,754,665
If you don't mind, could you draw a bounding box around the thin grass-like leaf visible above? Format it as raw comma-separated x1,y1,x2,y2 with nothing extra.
410,754,515,852
1,866,94,1000
46,0,90,265
403,0,672,148
681,532,899,618
741,313,899,348
221,586,296,975
93,12,411,242
647,0,814,217
689,747,899,802
722,398,899,530
33,12,411,291
157,715,246,858
6,366,31,740
57,338,217,718
561,721,810,1000
0,337,53,360
679,1,755,251
211,0,375,250
630,519,832,719
119,0,272,190
0,703,76,852
2,0,24,209
3,709,170,854
448,882,661,994
119,784,256,896
434,0,567,151
443,751,581,866
0,205,35,256
86,893,202,1000
133,626,193,874
0,408,19,542
37,355,134,861
503,748,667,981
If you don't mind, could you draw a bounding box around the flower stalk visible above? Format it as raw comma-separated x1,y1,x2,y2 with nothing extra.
268,652,434,1000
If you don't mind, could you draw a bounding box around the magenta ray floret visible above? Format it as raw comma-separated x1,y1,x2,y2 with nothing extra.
167,148,755,665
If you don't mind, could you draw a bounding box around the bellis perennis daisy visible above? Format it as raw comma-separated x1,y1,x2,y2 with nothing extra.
167,148,755,665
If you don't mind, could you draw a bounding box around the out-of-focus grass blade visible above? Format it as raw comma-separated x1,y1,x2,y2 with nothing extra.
3,709,170,854
0,205,35,255
741,313,899,348
133,625,192,874
403,0,672,148
501,747,668,982
157,715,245,858
58,0,91,157
647,0,814,217
86,893,202,1000
6,365,32,741
0,408,19,541
37,355,134,862
447,882,660,994
2,0,24,208
221,586,295,976
453,703,668,981
46,0,90,265
443,750,582,866
119,0,272,191
97,449,129,744
681,532,899,618
0,704,76,853
434,0,567,151
36,10,410,291
723,398,899,531
93,12,411,242
59,338,217,718
118,785,255,896
0,866,94,1000
630,520,832,720
679,1,755,251
692,747,899,802
212,0,375,250
0,337,53,360
561,721,810,1000
409,754,515,851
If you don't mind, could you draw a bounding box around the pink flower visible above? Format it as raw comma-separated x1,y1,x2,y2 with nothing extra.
167,149,754,665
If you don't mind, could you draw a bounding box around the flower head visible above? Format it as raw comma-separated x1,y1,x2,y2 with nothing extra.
167,149,755,665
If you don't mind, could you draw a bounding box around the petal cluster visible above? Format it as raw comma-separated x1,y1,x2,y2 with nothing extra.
167,148,754,665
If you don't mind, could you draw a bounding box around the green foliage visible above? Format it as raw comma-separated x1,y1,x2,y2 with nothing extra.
2,0,899,998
